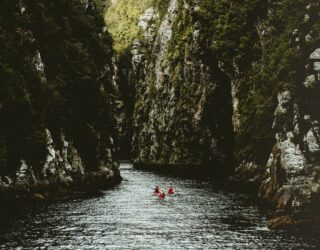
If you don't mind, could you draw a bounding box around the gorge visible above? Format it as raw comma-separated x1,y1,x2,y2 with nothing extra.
0,0,320,243
112,0,320,231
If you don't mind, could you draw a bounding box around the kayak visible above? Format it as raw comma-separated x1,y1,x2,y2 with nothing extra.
159,193,165,199
167,188,175,195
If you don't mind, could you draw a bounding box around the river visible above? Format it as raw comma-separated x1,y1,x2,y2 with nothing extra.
0,163,319,249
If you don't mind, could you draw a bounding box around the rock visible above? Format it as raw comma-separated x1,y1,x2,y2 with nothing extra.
131,40,144,68
15,160,37,187
131,0,234,175
305,34,312,43
32,193,46,201
313,61,320,71
305,129,320,153
235,161,262,183
232,83,241,131
138,8,159,42
268,215,320,231
310,48,320,60
19,1,26,14
303,74,316,88
0,127,120,201
280,136,306,172
267,216,298,230
259,83,320,229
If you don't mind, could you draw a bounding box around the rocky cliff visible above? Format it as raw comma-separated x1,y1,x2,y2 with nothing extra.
0,0,121,200
131,0,234,174
129,0,320,229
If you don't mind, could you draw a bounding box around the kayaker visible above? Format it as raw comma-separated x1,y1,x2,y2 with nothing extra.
159,191,166,199
167,186,175,195
154,186,160,194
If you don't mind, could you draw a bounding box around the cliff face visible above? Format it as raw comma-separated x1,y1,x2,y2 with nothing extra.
213,0,320,230
131,0,234,174
131,0,320,229
0,0,120,198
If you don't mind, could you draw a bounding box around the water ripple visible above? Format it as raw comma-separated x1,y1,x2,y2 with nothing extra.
0,163,319,249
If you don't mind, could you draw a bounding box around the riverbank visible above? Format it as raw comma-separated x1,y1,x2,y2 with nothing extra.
0,172,122,204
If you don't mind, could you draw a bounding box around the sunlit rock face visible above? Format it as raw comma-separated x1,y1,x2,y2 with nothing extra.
0,128,119,195
138,8,159,43
260,82,320,229
0,0,120,198
131,0,234,174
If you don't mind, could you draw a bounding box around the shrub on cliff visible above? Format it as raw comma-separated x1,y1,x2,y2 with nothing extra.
105,0,153,52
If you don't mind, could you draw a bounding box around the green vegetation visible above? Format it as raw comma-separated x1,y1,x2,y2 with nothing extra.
211,0,320,165
153,0,171,20
133,0,320,167
105,0,153,52
2,0,318,176
210,0,272,164
0,0,117,176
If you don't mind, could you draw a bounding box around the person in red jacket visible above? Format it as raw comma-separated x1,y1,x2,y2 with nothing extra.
159,191,166,199
167,186,175,195
154,186,160,194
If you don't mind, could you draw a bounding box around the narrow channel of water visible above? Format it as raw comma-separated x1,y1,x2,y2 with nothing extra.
0,163,319,249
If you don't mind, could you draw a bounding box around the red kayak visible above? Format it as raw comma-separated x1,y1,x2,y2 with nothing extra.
159,192,166,199
167,187,175,195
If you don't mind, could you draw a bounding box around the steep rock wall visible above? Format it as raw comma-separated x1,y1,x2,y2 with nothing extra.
131,0,320,229
212,0,320,230
131,0,234,174
0,0,121,199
